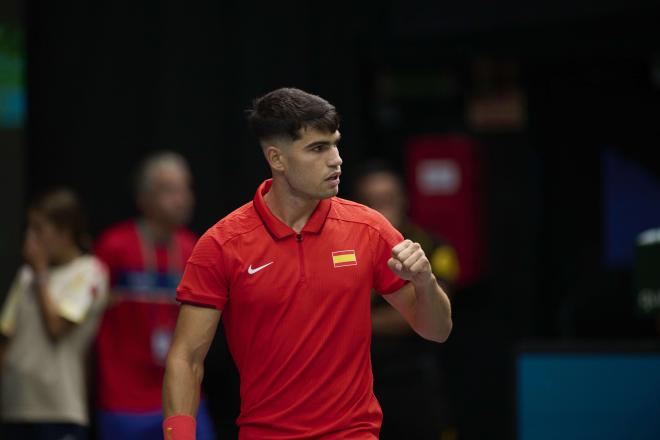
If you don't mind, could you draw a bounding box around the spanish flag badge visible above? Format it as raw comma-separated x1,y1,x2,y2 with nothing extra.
332,250,357,268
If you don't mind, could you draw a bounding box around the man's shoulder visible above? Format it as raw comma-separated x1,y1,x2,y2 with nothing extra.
95,220,137,250
189,202,261,266
98,219,136,238
329,197,391,230
204,201,262,245
329,198,403,245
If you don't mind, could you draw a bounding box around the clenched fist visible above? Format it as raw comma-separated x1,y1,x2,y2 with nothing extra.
387,239,435,286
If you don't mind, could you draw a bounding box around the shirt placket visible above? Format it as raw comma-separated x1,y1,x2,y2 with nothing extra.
296,233,307,284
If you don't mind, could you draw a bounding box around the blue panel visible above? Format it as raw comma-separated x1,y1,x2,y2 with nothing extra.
518,353,660,440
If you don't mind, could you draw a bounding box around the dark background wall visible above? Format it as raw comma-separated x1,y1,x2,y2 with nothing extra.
0,0,24,311
4,0,660,438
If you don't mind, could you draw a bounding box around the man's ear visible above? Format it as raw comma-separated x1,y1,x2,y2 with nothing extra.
264,144,286,172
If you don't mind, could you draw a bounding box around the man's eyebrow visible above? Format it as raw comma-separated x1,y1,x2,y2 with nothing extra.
303,135,341,149
304,140,330,149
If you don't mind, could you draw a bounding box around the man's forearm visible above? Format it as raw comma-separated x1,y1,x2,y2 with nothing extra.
412,276,452,342
162,305,219,439
163,355,204,418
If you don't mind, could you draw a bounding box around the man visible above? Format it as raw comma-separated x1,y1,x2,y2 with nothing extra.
94,152,215,439
163,88,452,439
354,162,460,439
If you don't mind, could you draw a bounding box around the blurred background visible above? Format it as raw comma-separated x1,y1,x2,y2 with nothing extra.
2,0,660,439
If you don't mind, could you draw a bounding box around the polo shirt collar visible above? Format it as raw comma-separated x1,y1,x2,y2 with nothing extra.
253,179,332,239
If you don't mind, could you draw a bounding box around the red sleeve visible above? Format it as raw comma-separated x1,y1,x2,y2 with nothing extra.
371,215,408,295
176,233,229,310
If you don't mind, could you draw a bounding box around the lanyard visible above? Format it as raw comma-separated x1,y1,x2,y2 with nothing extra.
136,219,183,276
135,219,182,365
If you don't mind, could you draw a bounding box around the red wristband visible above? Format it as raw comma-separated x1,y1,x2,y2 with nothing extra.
163,414,196,440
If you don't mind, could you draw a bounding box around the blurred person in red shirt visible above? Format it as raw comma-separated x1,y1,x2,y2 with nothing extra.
94,152,215,440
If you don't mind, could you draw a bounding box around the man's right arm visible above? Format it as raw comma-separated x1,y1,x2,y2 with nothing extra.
163,304,221,421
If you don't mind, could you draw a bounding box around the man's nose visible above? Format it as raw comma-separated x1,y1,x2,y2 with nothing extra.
328,148,343,168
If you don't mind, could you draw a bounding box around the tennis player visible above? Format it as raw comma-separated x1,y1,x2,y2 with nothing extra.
162,87,452,439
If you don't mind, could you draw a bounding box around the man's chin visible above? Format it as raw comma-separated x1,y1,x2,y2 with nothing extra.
319,186,339,199
294,183,338,201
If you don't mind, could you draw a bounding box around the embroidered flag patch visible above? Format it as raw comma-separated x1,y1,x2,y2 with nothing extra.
332,250,357,268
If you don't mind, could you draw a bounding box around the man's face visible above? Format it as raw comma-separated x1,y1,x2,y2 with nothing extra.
277,128,343,200
141,164,194,227
357,172,406,229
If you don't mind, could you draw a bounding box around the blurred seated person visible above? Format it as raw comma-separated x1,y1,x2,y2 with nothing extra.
0,188,109,440
353,161,459,439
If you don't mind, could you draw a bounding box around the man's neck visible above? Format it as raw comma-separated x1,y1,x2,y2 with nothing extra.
264,177,319,234
141,217,175,243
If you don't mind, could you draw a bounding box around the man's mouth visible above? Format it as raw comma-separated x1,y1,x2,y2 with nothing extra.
326,172,341,182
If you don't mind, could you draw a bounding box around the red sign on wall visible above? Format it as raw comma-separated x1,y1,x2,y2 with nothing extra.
406,134,486,287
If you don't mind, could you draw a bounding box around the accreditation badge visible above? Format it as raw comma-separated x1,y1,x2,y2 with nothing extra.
151,327,173,365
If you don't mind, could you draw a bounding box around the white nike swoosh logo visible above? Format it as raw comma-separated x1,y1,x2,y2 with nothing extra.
247,262,274,275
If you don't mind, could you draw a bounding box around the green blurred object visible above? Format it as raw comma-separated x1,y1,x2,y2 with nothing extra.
635,228,660,316
0,24,25,128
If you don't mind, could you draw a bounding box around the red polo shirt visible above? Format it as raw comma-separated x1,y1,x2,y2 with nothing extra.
177,179,407,439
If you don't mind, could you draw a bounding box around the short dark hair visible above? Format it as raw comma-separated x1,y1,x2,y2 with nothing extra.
246,87,340,142
29,187,90,251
